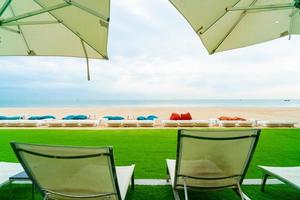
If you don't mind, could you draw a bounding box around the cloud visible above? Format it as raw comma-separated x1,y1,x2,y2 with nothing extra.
0,0,300,103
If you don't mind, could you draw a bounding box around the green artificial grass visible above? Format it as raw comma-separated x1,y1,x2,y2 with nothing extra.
0,128,299,179
1,184,299,200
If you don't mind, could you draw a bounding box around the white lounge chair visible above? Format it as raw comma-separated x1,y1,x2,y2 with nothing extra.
47,120,99,127
0,120,42,127
262,121,298,128
177,120,194,127
219,121,237,127
177,120,210,127
162,120,178,127
123,120,138,127
167,129,261,200
47,120,65,127
106,120,123,127
63,120,99,127
138,120,155,127
258,166,300,192
237,121,255,127
193,120,210,127
11,143,135,200
0,162,23,186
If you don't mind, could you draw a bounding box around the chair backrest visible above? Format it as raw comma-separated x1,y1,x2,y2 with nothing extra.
174,129,260,190
11,142,121,200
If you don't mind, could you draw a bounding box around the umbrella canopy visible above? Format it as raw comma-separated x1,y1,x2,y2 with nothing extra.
169,0,300,54
0,0,110,80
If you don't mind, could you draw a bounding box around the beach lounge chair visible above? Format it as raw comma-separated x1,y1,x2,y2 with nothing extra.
258,166,300,192
106,120,123,127
138,120,155,127
261,121,298,128
0,162,23,186
11,142,135,200
193,120,210,127
177,120,211,127
63,120,99,127
47,120,65,127
177,121,194,127
0,120,42,127
162,120,178,127
219,121,238,127
20,120,43,127
123,120,138,127
166,129,260,200
237,121,255,127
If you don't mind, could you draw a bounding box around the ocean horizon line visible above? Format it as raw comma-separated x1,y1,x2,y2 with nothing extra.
0,99,300,108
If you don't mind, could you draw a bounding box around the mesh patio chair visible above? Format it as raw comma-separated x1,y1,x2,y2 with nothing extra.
166,129,260,200
11,142,135,200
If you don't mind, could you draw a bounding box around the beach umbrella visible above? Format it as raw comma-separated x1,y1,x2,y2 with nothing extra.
169,0,300,54
0,0,110,80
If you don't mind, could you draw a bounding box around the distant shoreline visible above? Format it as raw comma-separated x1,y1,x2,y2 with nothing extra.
1,107,300,121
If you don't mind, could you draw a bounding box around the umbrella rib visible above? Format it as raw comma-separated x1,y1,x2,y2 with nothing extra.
2,20,62,26
9,6,32,55
0,0,12,17
62,0,109,25
31,0,108,59
226,3,294,12
0,26,20,34
211,0,258,54
1,2,71,25
199,0,242,35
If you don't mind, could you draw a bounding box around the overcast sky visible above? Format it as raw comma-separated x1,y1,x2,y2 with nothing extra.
1,0,300,102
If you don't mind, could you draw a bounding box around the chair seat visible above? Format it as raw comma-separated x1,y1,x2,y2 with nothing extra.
259,166,300,190
1,163,135,200
167,159,238,189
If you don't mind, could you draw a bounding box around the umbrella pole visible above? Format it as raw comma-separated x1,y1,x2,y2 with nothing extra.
86,57,91,81
288,10,298,40
80,39,91,81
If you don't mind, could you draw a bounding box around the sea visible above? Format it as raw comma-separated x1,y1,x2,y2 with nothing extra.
0,99,300,108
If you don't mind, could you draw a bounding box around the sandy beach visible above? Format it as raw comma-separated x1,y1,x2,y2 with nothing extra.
1,107,300,121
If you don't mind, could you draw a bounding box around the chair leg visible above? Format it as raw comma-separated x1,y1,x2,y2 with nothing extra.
261,174,269,192
172,188,180,200
131,171,135,190
9,180,13,200
234,183,251,200
43,193,49,200
166,164,170,183
32,183,35,200
183,178,189,200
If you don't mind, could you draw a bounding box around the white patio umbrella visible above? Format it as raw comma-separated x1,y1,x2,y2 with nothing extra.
169,0,300,54
0,0,110,80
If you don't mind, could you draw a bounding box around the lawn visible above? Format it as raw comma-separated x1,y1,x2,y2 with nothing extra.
1,184,299,200
0,128,299,199
0,128,299,178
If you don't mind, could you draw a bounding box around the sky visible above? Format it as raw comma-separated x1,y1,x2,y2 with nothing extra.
1,0,300,103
